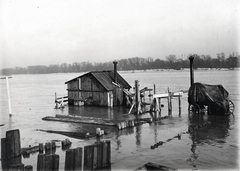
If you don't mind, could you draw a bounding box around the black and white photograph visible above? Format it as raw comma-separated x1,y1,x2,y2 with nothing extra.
0,0,239,170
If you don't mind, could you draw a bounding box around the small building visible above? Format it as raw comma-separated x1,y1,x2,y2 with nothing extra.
65,62,132,107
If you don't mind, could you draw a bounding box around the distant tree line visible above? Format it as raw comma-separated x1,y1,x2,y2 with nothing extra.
1,52,239,75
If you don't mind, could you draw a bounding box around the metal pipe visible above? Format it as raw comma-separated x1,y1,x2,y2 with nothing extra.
189,56,194,86
113,61,118,83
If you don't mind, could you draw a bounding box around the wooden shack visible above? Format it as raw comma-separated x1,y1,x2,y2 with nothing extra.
65,62,132,107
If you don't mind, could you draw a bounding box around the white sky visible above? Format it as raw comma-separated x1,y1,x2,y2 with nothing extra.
0,0,239,68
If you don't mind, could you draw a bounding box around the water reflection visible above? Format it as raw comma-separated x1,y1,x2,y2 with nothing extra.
188,113,233,144
67,106,130,120
114,125,142,151
8,117,12,130
187,112,235,168
135,126,142,147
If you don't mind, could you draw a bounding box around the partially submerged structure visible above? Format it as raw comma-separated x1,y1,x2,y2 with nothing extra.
188,82,234,115
187,56,234,116
65,62,132,107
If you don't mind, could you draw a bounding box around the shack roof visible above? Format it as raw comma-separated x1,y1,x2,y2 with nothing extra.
65,71,131,91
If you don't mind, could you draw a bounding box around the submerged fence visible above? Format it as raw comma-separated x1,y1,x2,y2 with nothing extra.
1,129,111,171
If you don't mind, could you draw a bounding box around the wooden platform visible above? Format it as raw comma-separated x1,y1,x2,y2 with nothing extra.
42,115,119,126
42,114,152,130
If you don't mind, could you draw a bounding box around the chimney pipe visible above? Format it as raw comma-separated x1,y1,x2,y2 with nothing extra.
189,56,194,86
113,61,118,83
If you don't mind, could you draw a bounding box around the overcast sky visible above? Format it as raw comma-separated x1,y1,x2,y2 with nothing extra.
0,0,239,68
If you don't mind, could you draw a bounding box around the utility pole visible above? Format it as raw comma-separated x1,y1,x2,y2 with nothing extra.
1,76,12,116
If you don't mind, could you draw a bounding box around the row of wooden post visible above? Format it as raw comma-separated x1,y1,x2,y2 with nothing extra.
1,129,111,171
1,129,33,171
37,140,111,171
63,140,111,171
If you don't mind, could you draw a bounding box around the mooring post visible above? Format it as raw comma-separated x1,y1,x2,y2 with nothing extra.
37,154,59,171
153,84,156,94
6,129,21,159
1,129,23,170
39,143,43,154
45,142,52,155
74,147,83,171
45,155,53,171
178,96,181,116
167,88,172,116
96,142,103,169
159,98,162,118
189,56,195,86
55,92,58,109
135,80,140,115
64,149,75,171
84,145,94,171
52,154,60,171
37,154,46,171
155,98,160,120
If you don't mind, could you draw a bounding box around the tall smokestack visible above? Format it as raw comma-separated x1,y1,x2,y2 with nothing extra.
113,61,118,83
189,56,194,86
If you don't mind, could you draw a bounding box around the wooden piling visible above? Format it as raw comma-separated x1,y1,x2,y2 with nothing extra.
93,145,98,170
64,149,75,171
135,80,141,115
37,154,46,171
53,154,60,171
153,84,156,94
37,153,59,171
39,143,43,154
102,141,107,167
178,96,181,116
51,141,56,149
6,129,21,159
73,147,82,171
1,138,7,161
96,142,103,169
45,142,52,155
154,98,159,120
106,140,111,166
62,139,72,150
45,155,53,171
84,145,94,171
62,139,72,146
159,98,162,118
167,88,172,116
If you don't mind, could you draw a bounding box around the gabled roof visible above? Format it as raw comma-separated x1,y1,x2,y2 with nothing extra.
65,71,131,91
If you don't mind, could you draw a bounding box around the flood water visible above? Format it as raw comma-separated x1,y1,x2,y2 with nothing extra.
0,69,239,170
